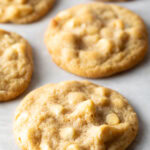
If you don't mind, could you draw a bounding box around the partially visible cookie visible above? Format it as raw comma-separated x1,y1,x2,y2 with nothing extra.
96,0,128,2
14,80,138,150
0,0,55,24
45,3,148,78
0,29,33,101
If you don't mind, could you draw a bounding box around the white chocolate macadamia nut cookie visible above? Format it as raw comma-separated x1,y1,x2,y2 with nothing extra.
0,0,55,23
14,81,138,150
45,3,148,78
0,29,33,101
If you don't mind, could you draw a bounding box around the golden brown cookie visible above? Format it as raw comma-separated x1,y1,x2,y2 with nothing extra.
14,80,138,150
0,29,33,101
0,0,55,24
45,3,148,78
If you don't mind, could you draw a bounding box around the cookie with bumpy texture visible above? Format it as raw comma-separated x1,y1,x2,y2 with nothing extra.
0,0,55,24
0,29,33,101
14,80,138,150
45,3,148,78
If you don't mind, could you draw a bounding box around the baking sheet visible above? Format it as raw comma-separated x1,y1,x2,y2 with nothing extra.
0,0,150,149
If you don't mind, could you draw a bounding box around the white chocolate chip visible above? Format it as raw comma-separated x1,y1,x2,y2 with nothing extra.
61,48,77,61
70,100,95,122
50,104,64,116
98,124,123,142
97,39,114,55
65,19,76,28
6,6,19,19
60,127,75,140
40,142,52,150
57,10,71,19
74,100,95,115
112,19,124,30
95,87,110,97
65,18,81,28
67,144,81,150
113,98,125,108
16,0,27,4
67,92,86,105
16,112,28,124
99,97,109,106
106,113,120,125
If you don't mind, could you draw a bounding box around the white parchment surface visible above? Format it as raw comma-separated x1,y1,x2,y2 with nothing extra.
0,0,150,150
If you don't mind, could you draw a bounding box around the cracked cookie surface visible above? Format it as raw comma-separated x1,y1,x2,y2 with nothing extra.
0,0,55,23
45,3,148,78
0,29,33,101
14,80,138,150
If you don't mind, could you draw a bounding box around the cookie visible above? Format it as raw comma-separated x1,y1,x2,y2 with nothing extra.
45,3,148,78
14,80,138,150
0,29,33,101
96,0,128,2
0,0,55,24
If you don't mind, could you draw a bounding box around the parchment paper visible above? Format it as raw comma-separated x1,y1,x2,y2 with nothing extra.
0,0,150,149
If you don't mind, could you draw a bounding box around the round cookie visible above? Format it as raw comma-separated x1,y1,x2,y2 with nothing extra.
0,0,55,24
45,3,148,78
0,29,33,101
14,80,138,150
